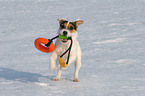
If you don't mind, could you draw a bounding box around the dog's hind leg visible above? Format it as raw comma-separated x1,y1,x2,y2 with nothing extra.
74,47,81,82
74,56,81,82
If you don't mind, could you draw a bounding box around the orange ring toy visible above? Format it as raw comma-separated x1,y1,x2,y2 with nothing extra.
34,38,55,53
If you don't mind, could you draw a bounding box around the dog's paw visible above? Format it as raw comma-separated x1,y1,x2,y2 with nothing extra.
73,79,80,82
54,77,60,81
49,65,55,71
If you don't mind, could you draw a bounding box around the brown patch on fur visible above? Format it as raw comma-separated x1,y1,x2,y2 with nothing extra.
67,22,77,33
59,21,68,29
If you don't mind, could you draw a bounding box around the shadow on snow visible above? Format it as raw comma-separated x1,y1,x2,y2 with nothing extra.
0,67,54,83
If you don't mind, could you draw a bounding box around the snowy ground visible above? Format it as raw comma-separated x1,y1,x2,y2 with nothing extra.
0,0,145,96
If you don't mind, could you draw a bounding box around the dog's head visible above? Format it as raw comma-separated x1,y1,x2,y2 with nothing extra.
57,18,84,43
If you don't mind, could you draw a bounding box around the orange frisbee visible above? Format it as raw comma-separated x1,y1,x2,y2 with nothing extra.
34,38,55,53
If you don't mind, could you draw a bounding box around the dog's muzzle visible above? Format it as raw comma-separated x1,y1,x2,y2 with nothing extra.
61,31,68,43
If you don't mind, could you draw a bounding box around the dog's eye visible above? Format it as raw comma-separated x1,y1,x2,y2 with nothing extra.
60,25,65,29
69,26,74,30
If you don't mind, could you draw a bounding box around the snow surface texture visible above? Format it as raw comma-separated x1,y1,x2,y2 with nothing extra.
0,0,145,96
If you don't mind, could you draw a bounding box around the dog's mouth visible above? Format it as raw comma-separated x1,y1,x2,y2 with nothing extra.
59,34,70,43
62,39,68,43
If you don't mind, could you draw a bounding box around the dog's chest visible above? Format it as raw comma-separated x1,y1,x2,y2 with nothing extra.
55,40,78,58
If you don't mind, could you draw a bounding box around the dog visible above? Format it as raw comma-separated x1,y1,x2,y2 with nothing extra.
49,18,84,82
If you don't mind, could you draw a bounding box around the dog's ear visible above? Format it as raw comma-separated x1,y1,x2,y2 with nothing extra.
75,20,84,30
57,18,66,24
75,20,84,26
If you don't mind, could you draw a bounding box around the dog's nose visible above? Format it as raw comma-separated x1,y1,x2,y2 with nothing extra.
63,31,68,36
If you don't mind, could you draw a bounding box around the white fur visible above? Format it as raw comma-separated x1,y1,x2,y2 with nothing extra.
49,28,81,81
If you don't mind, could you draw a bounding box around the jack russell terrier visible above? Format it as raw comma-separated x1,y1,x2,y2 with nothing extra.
49,18,84,82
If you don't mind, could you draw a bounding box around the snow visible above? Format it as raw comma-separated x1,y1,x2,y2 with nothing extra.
92,38,126,44
0,0,145,96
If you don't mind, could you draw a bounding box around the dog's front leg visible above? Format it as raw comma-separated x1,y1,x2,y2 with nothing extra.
50,51,57,71
54,65,62,81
